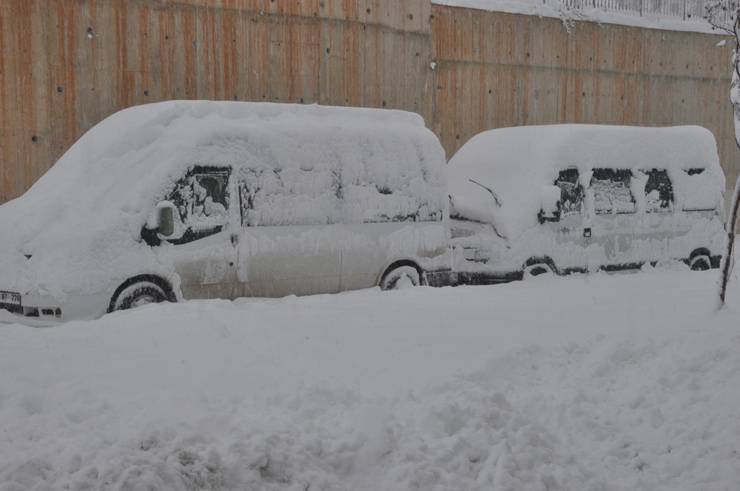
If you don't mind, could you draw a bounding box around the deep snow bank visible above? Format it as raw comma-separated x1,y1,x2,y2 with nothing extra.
0,269,739,490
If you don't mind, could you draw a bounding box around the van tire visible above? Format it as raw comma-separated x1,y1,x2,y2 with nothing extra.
522,258,557,279
112,281,168,311
380,264,422,291
523,263,554,278
689,254,711,271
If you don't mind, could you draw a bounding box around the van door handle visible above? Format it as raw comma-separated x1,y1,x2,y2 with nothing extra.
230,233,239,246
583,227,592,238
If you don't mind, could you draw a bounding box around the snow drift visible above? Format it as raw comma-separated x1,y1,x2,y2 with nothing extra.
0,268,738,490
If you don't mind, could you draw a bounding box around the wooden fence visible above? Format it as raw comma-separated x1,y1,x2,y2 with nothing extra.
0,0,737,203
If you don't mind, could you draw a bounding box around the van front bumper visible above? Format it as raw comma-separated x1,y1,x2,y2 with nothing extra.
0,289,111,326
0,309,63,327
0,291,64,327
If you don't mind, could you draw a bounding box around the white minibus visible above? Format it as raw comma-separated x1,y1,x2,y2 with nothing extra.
447,125,726,282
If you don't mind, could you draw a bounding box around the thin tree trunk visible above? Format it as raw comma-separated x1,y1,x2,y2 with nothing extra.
719,175,740,306
718,14,740,308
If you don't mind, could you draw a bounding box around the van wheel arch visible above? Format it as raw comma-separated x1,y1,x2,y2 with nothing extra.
688,248,712,271
522,257,558,277
689,248,711,261
379,260,424,290
108,275,176,313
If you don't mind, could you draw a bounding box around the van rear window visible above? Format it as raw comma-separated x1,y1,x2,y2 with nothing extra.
591,169,636,215
682,168,719,212
238,166,443,227
238,168,342,227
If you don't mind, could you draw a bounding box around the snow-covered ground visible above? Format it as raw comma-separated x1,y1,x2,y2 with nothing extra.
1,266,739,490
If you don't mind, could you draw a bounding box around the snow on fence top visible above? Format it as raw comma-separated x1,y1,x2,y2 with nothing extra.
434,0,723,34
448,124,725,239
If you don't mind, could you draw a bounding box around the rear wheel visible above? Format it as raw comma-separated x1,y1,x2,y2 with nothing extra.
112,281,167,311
690,254,711,271
380,265,422,291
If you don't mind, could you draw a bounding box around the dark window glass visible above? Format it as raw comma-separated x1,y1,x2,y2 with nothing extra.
643,169,673,212
164,166,230,242
555,168,584,217
591,169,636,214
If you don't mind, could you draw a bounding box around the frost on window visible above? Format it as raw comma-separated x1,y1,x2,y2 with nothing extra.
682,167,720,211
591,169,636,215
643,169,673,212
555,168,584,217
166,167,230,238
237,159,443,227
343,178,441,223
341,139,444,224
238,167,342,227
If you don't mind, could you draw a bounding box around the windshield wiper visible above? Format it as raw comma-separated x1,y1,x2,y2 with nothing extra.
468,179,502,207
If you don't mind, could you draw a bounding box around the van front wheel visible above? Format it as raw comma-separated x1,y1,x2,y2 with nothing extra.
380,265,422,291
523,263,554,279
112,281,167,311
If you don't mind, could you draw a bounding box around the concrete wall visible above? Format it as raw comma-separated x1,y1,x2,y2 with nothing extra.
0,0,736,204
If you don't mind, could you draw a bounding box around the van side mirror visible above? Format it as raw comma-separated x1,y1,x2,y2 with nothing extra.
142,201,180,246
538,185,561,223
157,203,175,237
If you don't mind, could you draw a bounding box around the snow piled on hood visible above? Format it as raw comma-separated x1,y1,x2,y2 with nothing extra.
0,101,444,296
448,124,725,240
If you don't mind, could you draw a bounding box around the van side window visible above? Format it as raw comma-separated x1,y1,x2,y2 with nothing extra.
591,169,636,214
555,168,584,217
238,167,342,227
643,169,673,212
165,166,231,242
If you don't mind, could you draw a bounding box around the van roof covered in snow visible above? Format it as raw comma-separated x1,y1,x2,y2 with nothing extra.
448,124,725,239
1,100,446,247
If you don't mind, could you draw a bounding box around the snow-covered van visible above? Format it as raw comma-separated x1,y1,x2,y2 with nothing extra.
448,125,726,281
0,101,449,325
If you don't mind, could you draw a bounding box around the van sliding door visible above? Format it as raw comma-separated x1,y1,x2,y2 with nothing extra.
588,169,639,268
234,169,341,297
539,168,589,272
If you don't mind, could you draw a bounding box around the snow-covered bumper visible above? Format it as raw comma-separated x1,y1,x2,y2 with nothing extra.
0,290,63,327
0,290,108,327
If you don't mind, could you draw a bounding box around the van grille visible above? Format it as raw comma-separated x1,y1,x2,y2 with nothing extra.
0,290,23,315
